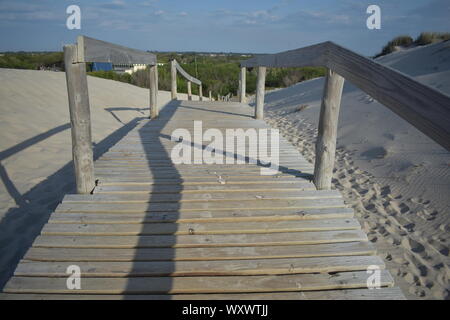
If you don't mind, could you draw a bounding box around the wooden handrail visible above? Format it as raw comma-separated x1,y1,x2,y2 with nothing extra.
76,36,156,65
170,59,204,101
240,41,450,190
64,36,159,193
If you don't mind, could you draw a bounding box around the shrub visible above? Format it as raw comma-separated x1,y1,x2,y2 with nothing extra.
415,32,450,45
375,35,413,58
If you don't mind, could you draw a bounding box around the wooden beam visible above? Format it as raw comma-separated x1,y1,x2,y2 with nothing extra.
240,66,246,103
63,45,95,194
314,69,345,190
255,66,266,119
76,36,156,65
325,42,450,151
149,65,158,119
241,41,450,151
199,85,203,101
170,60,177,100
187,81,192,101
174,60,201,85
241,42,328,68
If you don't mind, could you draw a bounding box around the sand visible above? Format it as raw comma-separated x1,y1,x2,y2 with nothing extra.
256,41,450,300
0,69,196,289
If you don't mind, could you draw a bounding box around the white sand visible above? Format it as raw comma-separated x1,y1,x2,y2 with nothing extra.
257,41,450,299
0,69,196,288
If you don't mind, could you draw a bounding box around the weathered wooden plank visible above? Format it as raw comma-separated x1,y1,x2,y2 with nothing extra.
3,270,394,294
94,181,315,193
62,190,341,203
76,36,156,65
14,256,384,277
41,218,360,236
0,287,406,299
32,230,367,248
97,175,309,185
48,207,354,224
23,242,375,262
54,198,345,213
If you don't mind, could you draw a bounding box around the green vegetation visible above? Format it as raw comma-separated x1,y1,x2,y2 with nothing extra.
415,32,450,45
375,32,450,58
89,53,326,98
0,52,63,70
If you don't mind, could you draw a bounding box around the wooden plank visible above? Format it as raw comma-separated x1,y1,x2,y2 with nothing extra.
54,198,346,213
3,270,394,294
97,175,310,185
0,287,406,299
76,36,156,65
48,207,355,224
32,230,368,248
41,218,361,236
313,68,345,190
94,182,315,193
62,190,342,203
23,242,375,262
13,256,384,277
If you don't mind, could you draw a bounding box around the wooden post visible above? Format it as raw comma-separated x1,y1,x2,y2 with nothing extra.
255,66,266,119
63,44,95,194
171,60,177,100
187,81,192,101
239,66,246,103
149,64,158,119
199,84,203,101
313,69,345,190
209,91,212,101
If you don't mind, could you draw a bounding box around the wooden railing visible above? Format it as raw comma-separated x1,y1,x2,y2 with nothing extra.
64,36,159,194
170,59,204,101
239,41,450,190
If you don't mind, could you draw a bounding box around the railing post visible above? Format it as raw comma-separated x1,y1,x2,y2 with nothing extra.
199,84,203,101
171,60,177,100
187,80,192,101
63,44,95,194
239,66,246,103
313,68,345,190
149,64,158,119
255,66,266,119
209,90,212,101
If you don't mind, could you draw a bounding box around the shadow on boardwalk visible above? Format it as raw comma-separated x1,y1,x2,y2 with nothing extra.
0,117,144,290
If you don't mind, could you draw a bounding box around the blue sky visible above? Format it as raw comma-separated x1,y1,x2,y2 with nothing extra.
0,0,449,55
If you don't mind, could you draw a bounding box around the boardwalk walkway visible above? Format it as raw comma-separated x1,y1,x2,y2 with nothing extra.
2,100,404,299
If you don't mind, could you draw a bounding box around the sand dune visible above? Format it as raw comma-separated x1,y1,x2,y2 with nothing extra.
259,41,450,299
0,69,197,288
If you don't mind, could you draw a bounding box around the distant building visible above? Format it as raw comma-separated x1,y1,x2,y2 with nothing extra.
92,62,113,71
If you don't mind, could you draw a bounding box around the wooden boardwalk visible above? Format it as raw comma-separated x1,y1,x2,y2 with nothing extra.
2,100,405,299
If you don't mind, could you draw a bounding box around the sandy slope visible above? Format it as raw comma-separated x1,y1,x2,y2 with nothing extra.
0,69,197,288
257,41,450,299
